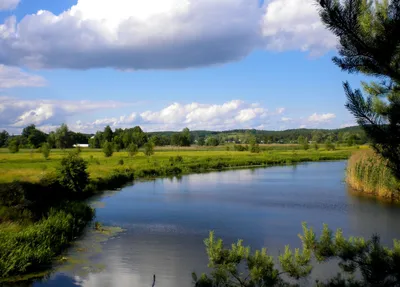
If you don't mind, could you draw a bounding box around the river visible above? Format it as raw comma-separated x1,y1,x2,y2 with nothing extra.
28,161,400,287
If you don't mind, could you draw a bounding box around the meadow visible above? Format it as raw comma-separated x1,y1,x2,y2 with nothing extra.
0,145,365,184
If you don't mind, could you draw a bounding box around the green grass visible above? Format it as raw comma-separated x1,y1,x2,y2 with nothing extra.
346,150,400,201
0,202,94,280
0,145,366,184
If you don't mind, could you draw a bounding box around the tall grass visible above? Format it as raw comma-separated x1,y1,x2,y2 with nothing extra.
346,150,400,201
0,202,94,279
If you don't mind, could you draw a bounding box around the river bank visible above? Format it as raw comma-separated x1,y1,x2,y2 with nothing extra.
0,147,362,281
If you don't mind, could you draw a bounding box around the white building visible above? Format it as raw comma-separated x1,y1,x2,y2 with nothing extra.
73,144,89,148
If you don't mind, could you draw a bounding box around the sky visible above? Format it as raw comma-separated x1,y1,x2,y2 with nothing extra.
0,0,370,134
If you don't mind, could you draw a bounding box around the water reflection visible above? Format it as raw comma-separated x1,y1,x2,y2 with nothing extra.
30,161,400,287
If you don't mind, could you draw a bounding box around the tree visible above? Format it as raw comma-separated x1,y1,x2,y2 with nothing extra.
181,127,192,146
57,152,89,193
316,0,400,179
197,137,205,146
8,138,19,153
206,137,219,147
41,142,51,160
102,141,114,157
143,142,154,157
0,130,9,147
47,132,56,148
298,136,309,150
21,124,47,148
325,139,335,151
113,135,123,151
249,136,261,153
55,124,72,149
103,125,113,142
193,223,400,287
127,143,138,158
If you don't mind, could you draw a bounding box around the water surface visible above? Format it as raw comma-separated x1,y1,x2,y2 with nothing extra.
32,161,400,287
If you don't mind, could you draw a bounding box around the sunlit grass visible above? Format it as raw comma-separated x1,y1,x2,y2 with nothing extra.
0,145,366,184
346,150,400,200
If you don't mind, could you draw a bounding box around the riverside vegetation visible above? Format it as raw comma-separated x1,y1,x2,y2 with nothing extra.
346,150,400,201
0,145,363,281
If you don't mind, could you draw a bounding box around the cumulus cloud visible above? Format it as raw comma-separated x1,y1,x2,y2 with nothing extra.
0,0,19,11
0,96,130,130
262,0,337,55
0,0,337,70
0,96,342,133
307,113,336,123
0,65,46,88
137,100,268,131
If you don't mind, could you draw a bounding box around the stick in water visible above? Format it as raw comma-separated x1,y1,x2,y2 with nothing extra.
152,274,156,287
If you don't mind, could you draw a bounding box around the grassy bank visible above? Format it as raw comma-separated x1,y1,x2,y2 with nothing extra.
346,150,400,201
0,202,94,280
0,146,364,185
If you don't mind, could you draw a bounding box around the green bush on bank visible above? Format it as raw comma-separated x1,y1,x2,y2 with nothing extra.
0,202,94,279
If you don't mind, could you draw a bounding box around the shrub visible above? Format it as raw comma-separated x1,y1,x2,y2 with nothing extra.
41,143,51,159
127,143,138,158
8,139,19,153
118,159,124,166
234,144,248,152
103,141,114,157
325,140,335,151
144,142,154,157
313,142,319,150
57,153,89,193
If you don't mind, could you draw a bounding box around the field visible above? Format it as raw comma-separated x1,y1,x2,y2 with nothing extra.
0,145,366,184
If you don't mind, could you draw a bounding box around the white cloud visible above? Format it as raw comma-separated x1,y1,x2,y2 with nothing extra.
281,117,292,122
307,113,336,123
261,0,337,55
139,100,268,131
0,0,19,11
0,0,262,70
0,96,130,130
0,65,46,88
0,0,337,70
0,96,342,133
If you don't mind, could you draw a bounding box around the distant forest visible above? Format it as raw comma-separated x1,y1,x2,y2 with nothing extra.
0,124,367,150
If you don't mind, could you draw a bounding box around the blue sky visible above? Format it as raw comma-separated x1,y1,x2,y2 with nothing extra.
0,0,368,133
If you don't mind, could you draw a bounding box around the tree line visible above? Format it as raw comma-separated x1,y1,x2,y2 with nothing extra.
0,124,368,153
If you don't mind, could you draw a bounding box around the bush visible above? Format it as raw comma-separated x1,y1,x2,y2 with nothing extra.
118,159,124,166
57,153,89,193
234,144,248,152
127,143,138,158
313,142,319,150
8,139,19,153
144,142,154,157
193,223,400,287
325,140,335,151
103,141,114,157
41,143,51,159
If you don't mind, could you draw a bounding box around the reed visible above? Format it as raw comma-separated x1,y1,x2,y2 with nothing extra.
346,150,400,201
